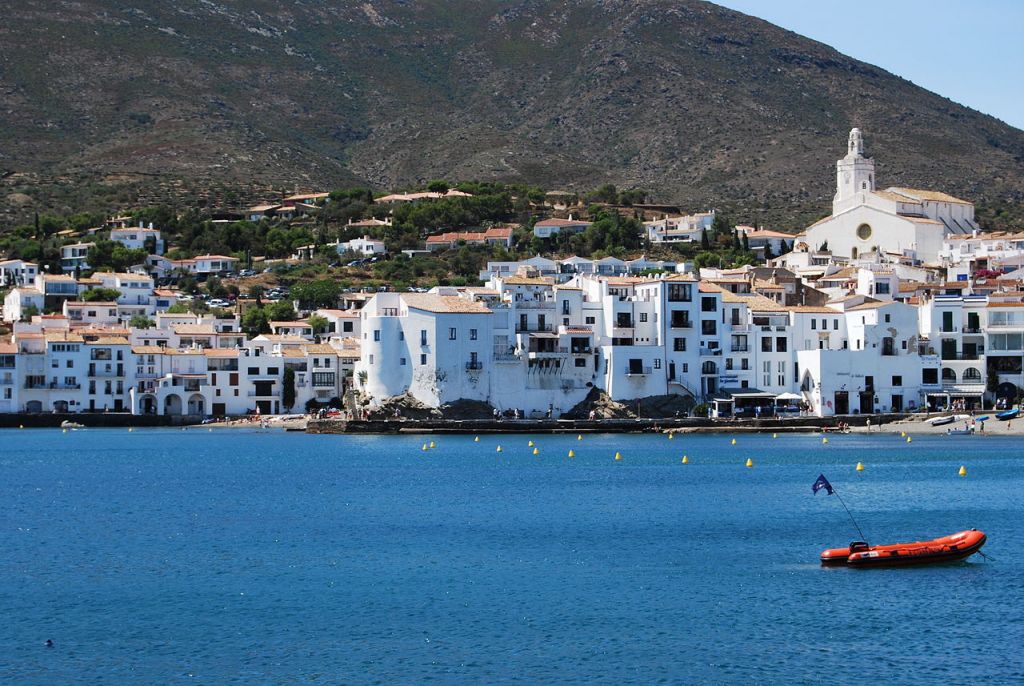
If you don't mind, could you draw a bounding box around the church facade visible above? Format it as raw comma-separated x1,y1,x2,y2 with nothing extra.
802,129,978,263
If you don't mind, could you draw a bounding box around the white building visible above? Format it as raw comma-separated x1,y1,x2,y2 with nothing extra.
803,129,978,263
336,235,387,256
0,259,39,288
110,224,165,255
643,211,715,244
60,242,94,273
533,217,591,238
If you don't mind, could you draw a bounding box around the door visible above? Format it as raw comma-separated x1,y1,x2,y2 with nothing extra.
859,392,873,414
891,395,903,412
834,391,849,415
212,403,226,416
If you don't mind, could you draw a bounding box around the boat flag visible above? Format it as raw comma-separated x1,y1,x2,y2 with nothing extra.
812,473,834,495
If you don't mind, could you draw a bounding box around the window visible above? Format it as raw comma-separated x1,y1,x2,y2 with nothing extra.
673,338,686,352
449,328,457,340
470,329,478,340
701,320,716,335
400,358,406,366
833,320,839,330
811,319,816,330
585,317,595,325
639,313,648,323
267,367,279,375
343,322,353,333
575,358,586,367
399,331,404,340
420,354,427,365
681,363,688,373
741,358,748,370
884,314,891,323
701,297,716,312
66,360,73,368
892,375,903,387
368,354,374,364
761,337,772,352
421,330,427,346
668,283,692,302
776,337,787,352
372,330,381,341
653,359,661,369
856,223,872,240
777,361,786,386
247,367,259,375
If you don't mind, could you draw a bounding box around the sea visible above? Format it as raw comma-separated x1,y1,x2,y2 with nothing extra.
1,428,1022,685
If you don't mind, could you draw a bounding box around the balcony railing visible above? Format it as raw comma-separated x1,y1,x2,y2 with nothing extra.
699,348,722,356
962,327,982,334
626,366,653,376
515,324,553,333
941,352,985,361
465,361,484,371
731,345,749,353
670,320,692,329
514,300,554,309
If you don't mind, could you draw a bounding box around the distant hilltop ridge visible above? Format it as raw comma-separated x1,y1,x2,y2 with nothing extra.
1,0,1022,229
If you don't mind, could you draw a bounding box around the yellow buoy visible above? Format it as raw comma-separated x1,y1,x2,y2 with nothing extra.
906,436,912,443
496,445,503,453
208,428,212,432
528,440,534,447
533,447,539,455
19,424,24,429
959,465,967,477
668,433,674,440
62,428,67,434
422,443,428,451
682,455,689,464
474,436,479,442
856,462,864,472
577,434,583,441
568,450,575,458
614,452,622,461
745,458,753,468
822,437,829,444
128,427,133,432
772,433,777,439
900,431,906,437
429,441,436,449
731,438,737,445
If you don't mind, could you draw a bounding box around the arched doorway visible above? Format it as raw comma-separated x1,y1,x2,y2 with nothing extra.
25,400,43,413
53,400,69,413
164,394,182,416
187,394,205,416
941,368,956,382
962,368,982,382
701,360,718,396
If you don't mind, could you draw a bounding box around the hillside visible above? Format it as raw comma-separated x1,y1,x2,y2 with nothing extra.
1,0,1023,230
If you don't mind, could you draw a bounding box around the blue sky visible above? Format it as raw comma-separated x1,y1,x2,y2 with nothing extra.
717,0,1024,130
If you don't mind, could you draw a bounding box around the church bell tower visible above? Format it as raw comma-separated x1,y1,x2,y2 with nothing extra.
834,128,875,212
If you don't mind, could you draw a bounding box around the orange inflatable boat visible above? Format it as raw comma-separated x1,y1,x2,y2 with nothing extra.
821,529,986,568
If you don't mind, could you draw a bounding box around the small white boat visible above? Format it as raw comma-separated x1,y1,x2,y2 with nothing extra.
928,414,968,426
60,420,85,429
946,427,974,436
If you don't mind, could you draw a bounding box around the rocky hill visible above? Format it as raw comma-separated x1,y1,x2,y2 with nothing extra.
2,0,1022,229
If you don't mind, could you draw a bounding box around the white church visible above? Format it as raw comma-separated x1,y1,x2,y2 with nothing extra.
802,128,979,263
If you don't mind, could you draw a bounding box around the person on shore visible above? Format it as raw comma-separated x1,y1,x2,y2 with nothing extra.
866,418,871,432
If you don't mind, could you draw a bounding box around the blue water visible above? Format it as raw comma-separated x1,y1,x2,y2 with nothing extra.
1,429,1022,684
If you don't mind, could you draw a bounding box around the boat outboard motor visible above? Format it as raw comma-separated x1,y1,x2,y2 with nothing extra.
849,541,869,553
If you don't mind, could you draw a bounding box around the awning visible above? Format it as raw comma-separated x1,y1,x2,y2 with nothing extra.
776,392,803,401
714,388,777,401
529,332,559,339
927,384,986,396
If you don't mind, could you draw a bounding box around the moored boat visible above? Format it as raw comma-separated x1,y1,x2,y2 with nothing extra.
946,427,974,435
996,408,1019,421
821,529,986,568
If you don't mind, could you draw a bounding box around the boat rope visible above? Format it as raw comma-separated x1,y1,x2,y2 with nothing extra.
977,550,996,562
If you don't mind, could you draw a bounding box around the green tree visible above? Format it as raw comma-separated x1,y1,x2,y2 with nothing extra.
282,368,296,410
291,280,341,309
129,314,155,329
206,276,227,299
81,287,122,302
242,307,270,336
87,240,148,272
700,228,710,250
21,304,39,321
266,301,296,321
426,179,449,193
307,314,330,335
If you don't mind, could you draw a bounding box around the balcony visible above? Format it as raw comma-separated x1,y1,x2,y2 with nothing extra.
962,327,982,334
514,300,555,309
731,345,749,353
515,324,553,333
670,319,692,329
699,348,722,356
730,324,750,332
625,366,653,376
465,361,484,371
88,366,125,377
569,346,593,355
941,352,985,361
